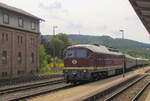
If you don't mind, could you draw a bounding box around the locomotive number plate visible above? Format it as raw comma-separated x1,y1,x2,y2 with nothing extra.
72,59,77,64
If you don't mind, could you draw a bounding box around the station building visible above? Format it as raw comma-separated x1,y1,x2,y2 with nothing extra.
0,3,42,78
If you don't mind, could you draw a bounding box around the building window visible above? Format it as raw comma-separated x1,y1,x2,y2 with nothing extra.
31,22,36,30
31,53,34,63
17,52,22,64
21,36,23,44
17,36,20,44
2,51,7,64
1,33,8,41
17,36,23,44
30,38,34,45
3,14,9,24
2,33,4,40
18,17,23,27
6,33,8,41
2,72,7,77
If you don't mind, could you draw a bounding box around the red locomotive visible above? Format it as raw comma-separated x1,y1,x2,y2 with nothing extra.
63,44,125,83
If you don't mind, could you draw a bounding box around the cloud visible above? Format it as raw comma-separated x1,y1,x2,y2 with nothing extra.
38,1,69,21
39,1,62,10
66,22,82,30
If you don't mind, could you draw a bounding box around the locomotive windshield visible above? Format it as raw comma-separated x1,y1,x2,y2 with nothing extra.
66,49,74,57
76,49,87,58
65,49,87,58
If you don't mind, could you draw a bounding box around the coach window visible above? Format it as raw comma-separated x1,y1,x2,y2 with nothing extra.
76,49,87,58
2,51,7,64
3,14,9,24
66,49,74,57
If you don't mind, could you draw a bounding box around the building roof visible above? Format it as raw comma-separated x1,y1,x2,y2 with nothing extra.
68,44,123,56
0,2,43,21
129,0,150,34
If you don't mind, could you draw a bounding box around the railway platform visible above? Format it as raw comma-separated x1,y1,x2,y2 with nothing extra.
28,66,150,101
145,91,150,101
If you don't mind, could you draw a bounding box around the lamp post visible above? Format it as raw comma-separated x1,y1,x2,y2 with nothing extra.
120,30,124,39
53,25,58,57
123,55,126,78
52,25,58,68
53,26,58,36
120,29,125,77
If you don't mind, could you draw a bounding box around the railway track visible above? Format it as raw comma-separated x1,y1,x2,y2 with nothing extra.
103,75,150,101
10,72,137,101
0,79,65,95
0,73,63,87
0,79,70,101
1,68,149,101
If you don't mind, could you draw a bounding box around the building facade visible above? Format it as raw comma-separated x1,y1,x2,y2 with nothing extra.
0,3,42,78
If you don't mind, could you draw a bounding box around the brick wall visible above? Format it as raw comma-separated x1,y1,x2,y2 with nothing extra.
0,27,39,78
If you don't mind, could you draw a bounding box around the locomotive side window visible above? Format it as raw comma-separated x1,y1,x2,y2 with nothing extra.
76,49,87,58
66,49,74,57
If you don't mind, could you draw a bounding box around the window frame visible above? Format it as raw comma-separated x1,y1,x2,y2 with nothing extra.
31,21,36,30
17,52,22,64
2,51,7,64
76,49,87,58
65,49,75,58
31,52,34,64
3,13,9,24
18,16,24,27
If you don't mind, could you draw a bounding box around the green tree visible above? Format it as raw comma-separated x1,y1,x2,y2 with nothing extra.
39,45,48,72
56,33,71,58
56,33,70,48
47,37,64,58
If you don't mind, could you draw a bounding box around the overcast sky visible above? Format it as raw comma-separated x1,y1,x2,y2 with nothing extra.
0,0,150,43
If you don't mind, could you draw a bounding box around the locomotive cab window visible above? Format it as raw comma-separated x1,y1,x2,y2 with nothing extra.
76,49,87,58
66,49,74,57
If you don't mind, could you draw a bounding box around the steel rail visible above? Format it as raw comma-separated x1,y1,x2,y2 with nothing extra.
131,81,150,101
0,79,65,95
104,75,147,101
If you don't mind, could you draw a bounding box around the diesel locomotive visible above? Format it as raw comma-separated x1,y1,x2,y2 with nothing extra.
63,44,149,84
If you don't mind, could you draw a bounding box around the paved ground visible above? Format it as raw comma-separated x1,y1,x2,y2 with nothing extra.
28,66,150,101
145,87,150,101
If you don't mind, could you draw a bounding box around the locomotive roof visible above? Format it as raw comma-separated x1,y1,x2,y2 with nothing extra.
68,44,123,56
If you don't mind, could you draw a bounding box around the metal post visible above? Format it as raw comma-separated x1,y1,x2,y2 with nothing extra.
52,26,57,68
123,55,126,78
52,26,58,58
120,30,124,39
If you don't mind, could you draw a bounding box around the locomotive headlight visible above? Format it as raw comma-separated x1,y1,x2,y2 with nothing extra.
81,69,88,72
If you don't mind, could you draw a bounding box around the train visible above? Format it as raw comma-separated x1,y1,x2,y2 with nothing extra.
63,44,149,84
